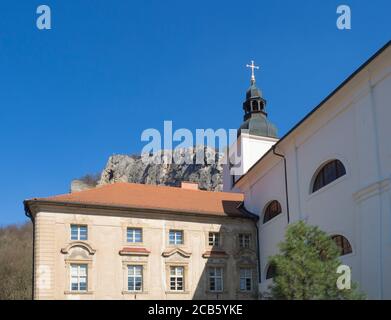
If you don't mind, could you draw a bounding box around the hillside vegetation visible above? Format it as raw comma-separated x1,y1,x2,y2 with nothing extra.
0,222,32,300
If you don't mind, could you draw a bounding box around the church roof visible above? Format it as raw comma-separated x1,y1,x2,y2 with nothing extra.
24,182,256,220
246,83,262,100
239,113,278,138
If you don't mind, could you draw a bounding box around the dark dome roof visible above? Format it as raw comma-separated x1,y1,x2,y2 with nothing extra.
246,83,262,100
239,113,278,138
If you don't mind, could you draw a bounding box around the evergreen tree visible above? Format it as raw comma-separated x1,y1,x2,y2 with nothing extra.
268,220,365,300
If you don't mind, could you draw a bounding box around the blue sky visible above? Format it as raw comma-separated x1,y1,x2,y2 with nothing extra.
0,1,390,225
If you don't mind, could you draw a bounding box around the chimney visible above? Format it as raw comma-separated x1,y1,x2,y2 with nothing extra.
181,181,199,190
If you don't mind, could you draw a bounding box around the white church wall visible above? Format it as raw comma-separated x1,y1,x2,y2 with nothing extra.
372,66,391,176
240,133,277,175
222,133,277,192
239,159,287,285
234,45,391,299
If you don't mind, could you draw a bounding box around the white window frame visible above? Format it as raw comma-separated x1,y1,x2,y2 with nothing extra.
239,234,251,248
127,228,142,243
208,232,220,247
170,266,184,291
239,268,252,291
127,265,143,292
208,267,223,292
71,224,88,241
169,230,184,245
70,264,88,292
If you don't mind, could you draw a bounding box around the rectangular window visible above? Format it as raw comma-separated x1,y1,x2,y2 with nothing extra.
239,234,251,248
208,232,220,247
239,268,252,291
70,264,87,292
169,230,183,245
208,267,223,292
71,225,88,241
127,265,143,292
170,266,184,291
127,228,142,243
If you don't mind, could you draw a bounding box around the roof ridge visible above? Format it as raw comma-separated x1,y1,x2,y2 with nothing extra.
32,182,243,201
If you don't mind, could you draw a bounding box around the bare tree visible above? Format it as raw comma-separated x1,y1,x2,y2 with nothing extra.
0,222,33,300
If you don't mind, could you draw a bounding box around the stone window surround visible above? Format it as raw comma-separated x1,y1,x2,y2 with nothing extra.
121,222,146,247
237,265,257,293
205,262,228,295
67,218,92,242
121,260,149,295
165,262,190,294
206,231,223,249
64,258,93,295
167,229,185,247
236,232,255,251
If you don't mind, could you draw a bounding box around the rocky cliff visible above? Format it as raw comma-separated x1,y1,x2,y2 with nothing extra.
72,147,224,192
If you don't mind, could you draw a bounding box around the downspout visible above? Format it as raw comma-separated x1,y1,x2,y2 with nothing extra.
254,221,261,283
272,146,290,224
24,203,35,300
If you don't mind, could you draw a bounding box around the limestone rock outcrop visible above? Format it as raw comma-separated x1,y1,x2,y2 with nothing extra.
98,146,223,191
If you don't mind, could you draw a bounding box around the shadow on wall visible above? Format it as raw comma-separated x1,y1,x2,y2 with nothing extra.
190,205,259,300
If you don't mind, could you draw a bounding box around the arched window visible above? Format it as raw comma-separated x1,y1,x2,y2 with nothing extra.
266,264,277,280
312,160,346,193
263,200,282,224
331,235,352,256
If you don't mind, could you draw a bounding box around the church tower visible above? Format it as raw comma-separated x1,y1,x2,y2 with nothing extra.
223,61,279,191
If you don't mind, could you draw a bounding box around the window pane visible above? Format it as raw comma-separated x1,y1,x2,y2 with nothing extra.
209,278,215,290
127,228,142,243
128,265,143,291
312,160,346,193
169,230,183,245
79,265,87,276
70,265,78,277
71,225,78,240
135,266,142,276
240,278,245,290
176,232,183,243
239,234,250,248
313,173,323,192
135,229,142,242
240,268,251,291
70,264,87,291
208,232,220,246
169,231,175,244
246,279,251,290
79,226,87,236
216,278,222,291
324,162,337,185
332,235,352,256
71,225,88,241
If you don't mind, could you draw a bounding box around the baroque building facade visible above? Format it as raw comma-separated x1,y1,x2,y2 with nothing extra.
24,183,259,299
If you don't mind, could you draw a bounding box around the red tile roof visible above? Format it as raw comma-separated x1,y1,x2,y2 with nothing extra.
25,182,255,219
